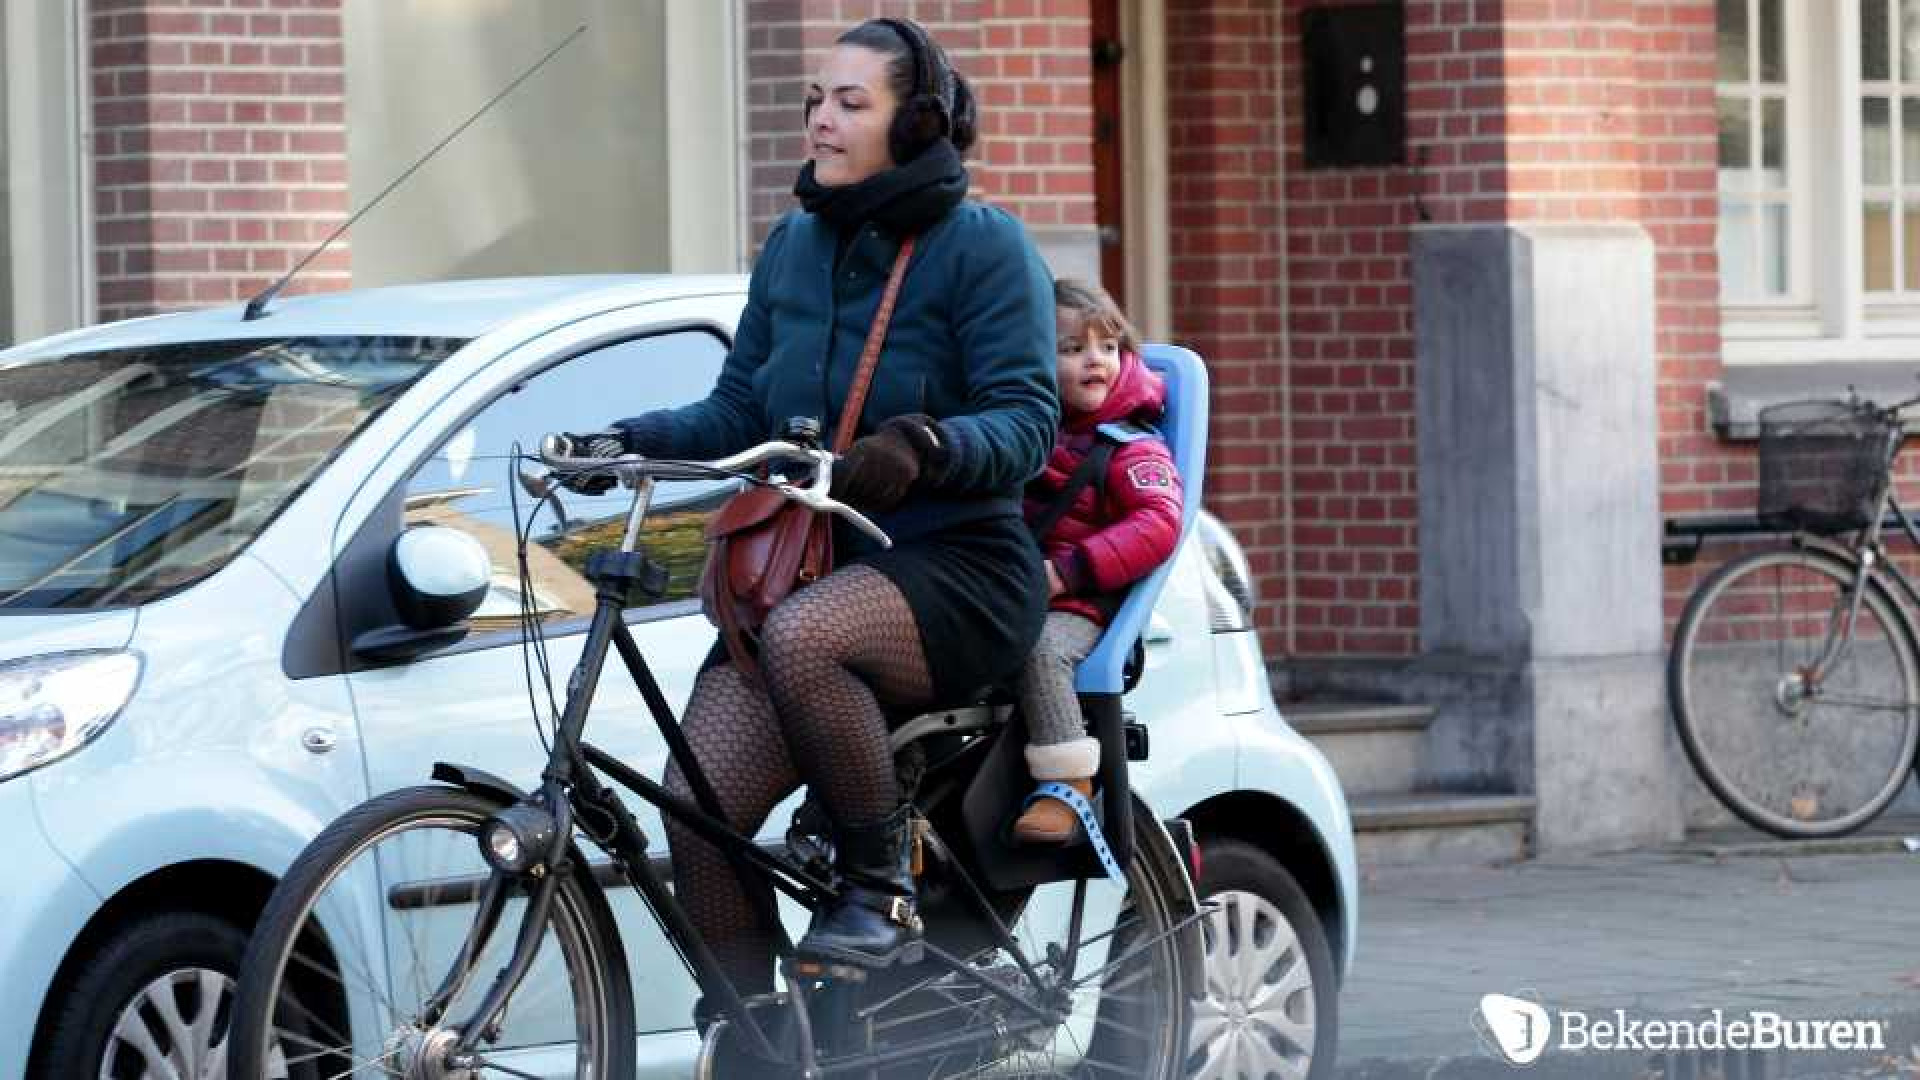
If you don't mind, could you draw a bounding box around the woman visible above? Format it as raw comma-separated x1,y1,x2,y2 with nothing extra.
567,17,1055,1015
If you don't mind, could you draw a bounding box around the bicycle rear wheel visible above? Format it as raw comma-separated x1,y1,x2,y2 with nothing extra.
830,799,1196,1079
228,786,635,1079
1669,549,1920,838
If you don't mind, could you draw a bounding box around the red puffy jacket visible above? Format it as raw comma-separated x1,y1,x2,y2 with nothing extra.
1022,349,1184,625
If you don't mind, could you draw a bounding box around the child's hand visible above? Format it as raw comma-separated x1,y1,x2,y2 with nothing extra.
1046,562,1066,597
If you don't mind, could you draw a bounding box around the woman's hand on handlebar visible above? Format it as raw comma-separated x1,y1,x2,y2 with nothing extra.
831,415,947,512
552,431,628,495
533,435,894,548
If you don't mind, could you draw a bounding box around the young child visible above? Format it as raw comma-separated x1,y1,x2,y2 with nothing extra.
1012,279,1184,846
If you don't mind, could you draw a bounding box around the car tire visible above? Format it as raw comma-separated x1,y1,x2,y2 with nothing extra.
30,910,257,1080
1189,837,1339,1080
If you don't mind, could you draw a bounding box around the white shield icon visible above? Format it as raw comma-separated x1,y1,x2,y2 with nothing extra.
1477,993,1552,1065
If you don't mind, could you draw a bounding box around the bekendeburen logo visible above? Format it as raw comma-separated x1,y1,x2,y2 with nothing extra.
1474,992,1886,1067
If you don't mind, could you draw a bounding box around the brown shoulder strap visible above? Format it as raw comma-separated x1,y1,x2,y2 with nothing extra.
832,235,917,453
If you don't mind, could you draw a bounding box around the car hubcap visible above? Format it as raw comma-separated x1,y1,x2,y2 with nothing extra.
101,966,289,1080
1189,889,1316,1080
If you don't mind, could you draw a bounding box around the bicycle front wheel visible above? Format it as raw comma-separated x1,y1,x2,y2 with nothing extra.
228,786,635,1080
1670,549,1920,838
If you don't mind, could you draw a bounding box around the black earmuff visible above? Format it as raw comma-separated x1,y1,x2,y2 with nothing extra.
876,17,953,164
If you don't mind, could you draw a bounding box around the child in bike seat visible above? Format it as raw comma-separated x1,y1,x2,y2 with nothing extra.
1012,279,1184,846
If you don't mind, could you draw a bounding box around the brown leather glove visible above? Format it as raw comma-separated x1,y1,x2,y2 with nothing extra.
831,415,948,512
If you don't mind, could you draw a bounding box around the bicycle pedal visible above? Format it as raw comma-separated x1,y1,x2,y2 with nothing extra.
788,959,868,983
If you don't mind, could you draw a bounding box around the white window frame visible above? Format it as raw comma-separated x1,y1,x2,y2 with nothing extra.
1718,0,1920,363
1717,0,1811,312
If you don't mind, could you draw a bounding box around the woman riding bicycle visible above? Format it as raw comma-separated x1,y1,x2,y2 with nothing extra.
564,16,1055,1023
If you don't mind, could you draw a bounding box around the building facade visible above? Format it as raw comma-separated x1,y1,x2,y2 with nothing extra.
6,0,1886,849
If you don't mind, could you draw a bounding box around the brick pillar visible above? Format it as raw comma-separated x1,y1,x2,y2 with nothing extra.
739,0,1096,272
90,0,350,322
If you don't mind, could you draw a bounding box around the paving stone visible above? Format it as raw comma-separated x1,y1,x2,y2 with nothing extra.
1337,849,1920,1080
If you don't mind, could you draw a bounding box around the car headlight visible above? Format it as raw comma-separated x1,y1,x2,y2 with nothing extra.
1195,513,1257,632
0,650,143,783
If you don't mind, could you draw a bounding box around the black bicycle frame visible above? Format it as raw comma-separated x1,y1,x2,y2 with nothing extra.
436,477,1092,1070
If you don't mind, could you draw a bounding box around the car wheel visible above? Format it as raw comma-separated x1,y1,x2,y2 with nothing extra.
31,910,286,1080
1188,838,1339,1080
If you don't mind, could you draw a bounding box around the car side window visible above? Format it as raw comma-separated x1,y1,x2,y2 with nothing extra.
403,329,731,633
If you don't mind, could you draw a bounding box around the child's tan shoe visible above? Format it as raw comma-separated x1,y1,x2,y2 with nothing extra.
1012,778,1094,846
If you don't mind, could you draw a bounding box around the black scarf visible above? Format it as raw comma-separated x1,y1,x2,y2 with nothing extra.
793,138,968,235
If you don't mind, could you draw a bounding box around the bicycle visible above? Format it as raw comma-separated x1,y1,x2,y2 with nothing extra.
1669,392,1920,839
227,434,1203,1078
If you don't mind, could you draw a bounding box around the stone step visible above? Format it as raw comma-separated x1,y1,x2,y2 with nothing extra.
1350,792,1535,867
1283,701,1434,797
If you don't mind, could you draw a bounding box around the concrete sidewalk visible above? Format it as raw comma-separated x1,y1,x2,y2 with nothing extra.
1335,823,1920,1080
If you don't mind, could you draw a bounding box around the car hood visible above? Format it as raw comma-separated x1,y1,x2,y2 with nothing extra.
0,609,138,662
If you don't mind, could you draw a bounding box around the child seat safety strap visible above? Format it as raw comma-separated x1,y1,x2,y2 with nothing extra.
1022,781,1124,882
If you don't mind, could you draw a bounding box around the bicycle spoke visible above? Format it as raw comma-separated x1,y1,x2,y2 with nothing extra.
1673,550,1920,837
231,790,630,1080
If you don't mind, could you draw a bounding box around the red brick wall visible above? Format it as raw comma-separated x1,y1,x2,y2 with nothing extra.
1163,0,1295,657
1182,0,1719,658
1170,0,1506,659
90,0,350,323
740,0,1096,251
1636,1,1742,629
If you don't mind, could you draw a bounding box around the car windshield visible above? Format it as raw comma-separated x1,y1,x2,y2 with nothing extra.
0,335,464,610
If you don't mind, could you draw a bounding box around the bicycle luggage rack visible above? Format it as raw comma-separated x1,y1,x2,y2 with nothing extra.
1663,512,1915,565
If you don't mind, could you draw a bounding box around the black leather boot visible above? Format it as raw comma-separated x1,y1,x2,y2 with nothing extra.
797,804,923,969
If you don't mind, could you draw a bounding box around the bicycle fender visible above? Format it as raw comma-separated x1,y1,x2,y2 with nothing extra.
431,762,527,806
1134,803,1207,1003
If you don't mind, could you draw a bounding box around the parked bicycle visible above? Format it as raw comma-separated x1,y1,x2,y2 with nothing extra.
1669,392,1920,838
227,435,1203,1078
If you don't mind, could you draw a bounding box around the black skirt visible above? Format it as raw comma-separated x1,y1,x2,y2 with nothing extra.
699,512,1049,709
849,511,1049,707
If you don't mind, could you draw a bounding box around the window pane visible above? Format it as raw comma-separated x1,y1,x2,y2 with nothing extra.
1905,204,1920,292
1905,98,1920,185
406,329,731,625
1864,0,1891,80
1905,0,1920,83
0,337,458,609
1720,96,1754,173
1866,201,1896,290
1761,97,1786,179
1757,0,1784,81
1762,203,1788,293
1720,200,1757,297
1866,97,1894,184
1720,0,1750,82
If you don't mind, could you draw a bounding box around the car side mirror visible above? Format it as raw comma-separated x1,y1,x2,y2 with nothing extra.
350,526,490,662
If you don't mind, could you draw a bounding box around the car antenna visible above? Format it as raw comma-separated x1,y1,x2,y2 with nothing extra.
242,23,587,322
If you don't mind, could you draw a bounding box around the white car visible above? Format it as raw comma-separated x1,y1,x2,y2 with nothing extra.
0,276,1355,1079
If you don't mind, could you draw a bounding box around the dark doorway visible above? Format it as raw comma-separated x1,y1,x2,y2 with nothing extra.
1092,0,1126,307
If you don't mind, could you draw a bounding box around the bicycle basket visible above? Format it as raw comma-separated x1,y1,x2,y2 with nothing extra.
1756,400,1897,535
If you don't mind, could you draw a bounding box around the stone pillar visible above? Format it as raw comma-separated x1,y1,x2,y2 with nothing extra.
1414,223,1683,852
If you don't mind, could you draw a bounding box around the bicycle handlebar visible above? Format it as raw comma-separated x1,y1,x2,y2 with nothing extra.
534,434,893,549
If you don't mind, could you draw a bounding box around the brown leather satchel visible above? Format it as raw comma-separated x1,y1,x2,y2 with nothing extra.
700,237,917,677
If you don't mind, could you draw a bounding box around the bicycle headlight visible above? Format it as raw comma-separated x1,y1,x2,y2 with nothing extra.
480,804,558,875
0,650,143,783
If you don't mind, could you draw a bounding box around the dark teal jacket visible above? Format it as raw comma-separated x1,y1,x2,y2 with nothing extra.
648,201,1059,543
